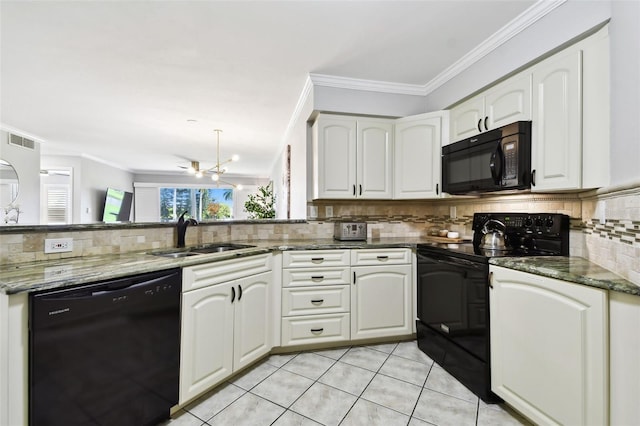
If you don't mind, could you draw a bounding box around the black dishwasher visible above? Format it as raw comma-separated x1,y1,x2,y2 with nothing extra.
29,268,181,426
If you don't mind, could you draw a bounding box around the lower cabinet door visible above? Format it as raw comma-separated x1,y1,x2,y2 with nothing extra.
490,266,608,425
233,272,273,371
351,264,412,340
281,313,350,346
179,282,234,405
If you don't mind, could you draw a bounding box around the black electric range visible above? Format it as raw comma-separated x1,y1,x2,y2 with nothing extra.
415,213,570,403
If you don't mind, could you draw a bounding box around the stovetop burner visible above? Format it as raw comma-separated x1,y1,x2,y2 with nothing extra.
418,212,570,262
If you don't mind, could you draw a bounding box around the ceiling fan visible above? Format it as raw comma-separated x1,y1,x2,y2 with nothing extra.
179,129,243,189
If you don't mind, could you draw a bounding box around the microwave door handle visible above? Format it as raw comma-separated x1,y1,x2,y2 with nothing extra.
489,144,503,185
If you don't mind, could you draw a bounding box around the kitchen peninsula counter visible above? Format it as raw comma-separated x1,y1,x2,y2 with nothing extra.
0,238,424,295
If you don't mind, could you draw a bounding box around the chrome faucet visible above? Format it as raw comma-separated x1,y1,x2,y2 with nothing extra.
176,211,198,248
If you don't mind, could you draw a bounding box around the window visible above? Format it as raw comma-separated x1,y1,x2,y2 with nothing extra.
160,187,234,221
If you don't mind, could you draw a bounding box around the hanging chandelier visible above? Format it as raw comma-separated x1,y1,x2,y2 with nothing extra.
184,129,243,190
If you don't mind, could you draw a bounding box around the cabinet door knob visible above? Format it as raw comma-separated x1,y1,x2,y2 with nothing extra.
353,272,356,284
531,169,536,186
489,271,494,289
436,183,439,195
353,184,356,196
377,255,389,260
484,116,489,131
477,119,482,132
231,286,236,303
311,276,324,281
310,299,324,304
310,328,324,334
359,184,362,196
238,285,242,301
311,257,324,263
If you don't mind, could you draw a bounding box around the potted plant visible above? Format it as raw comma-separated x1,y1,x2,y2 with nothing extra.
244,182,275,219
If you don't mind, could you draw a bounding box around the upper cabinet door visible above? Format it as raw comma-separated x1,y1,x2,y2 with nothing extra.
449,94,484,143
393,112,444,199
312,116,357,199
531,50,582,191
357,119,393,199
485,73,531,130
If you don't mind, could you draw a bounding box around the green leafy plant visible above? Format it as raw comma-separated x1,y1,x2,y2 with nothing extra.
244,182,275,219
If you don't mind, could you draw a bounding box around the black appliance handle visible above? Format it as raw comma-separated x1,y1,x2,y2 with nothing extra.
489,143,503,185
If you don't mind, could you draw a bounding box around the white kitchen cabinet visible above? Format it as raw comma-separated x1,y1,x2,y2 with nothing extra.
180,255,273,404
233,271,273,371
530,24,609,191
530,50,582,191
393,112,446,199
312,114,392,200
180,281,235,404
489,266,608,426
281,250,351,346
449,72,531,143
351,249,412,340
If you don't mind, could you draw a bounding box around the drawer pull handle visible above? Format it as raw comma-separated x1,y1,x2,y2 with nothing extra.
311,276,324,281
310,299,324,304
377,255,389,260
310,328,324,333
311,257,324,263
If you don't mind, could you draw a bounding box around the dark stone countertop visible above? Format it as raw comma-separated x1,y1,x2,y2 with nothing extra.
490,256,640,296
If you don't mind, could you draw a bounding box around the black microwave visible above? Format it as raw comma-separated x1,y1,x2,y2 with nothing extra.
442,121,531,195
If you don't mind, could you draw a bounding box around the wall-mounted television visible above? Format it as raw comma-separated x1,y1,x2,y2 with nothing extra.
102,188,133,222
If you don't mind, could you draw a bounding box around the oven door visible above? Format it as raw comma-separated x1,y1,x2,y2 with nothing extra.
417,250,489,361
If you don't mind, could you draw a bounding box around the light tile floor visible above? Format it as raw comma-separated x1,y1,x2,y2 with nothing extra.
161,340,531,426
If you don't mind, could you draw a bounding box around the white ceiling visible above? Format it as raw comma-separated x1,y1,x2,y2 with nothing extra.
0,0,535,178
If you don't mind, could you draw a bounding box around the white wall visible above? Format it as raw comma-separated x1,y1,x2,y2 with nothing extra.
43,155,134,223
0,130,40,225
313,86,427,118
424,1,612,111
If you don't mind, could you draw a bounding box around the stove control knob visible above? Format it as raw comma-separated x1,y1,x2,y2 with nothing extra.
524,217,533,228
535,217,543,227
545,217,554,228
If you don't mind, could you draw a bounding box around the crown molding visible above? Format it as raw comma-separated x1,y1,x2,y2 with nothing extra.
309,73,427,96
307,0,566,97
423,0,567,95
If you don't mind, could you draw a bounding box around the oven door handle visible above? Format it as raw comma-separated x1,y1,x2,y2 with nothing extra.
489,143,503,186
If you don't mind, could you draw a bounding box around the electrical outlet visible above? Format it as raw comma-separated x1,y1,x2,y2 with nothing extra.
325,206,333,217
308,206,318,219
44,238,74,254
450,206,457,219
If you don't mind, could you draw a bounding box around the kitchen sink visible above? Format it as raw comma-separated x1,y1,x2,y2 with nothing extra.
189,243,256,254
150,243,256,258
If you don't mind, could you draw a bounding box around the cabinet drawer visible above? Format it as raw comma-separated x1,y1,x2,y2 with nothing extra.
282,250,350,268
282,286,350,316
282,267,350,287
183,254,272,292
350,248,411,266
281,313,350,346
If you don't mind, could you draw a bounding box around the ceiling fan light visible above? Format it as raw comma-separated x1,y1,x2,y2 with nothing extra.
195,171,203,178
187,167,196,174
211,174,220,181
236,184,243,191
231,154,239,162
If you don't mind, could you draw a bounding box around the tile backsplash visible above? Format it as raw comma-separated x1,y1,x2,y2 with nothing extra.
2,186,639,285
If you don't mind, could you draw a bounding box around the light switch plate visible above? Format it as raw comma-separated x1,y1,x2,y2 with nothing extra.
325,206,333,217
